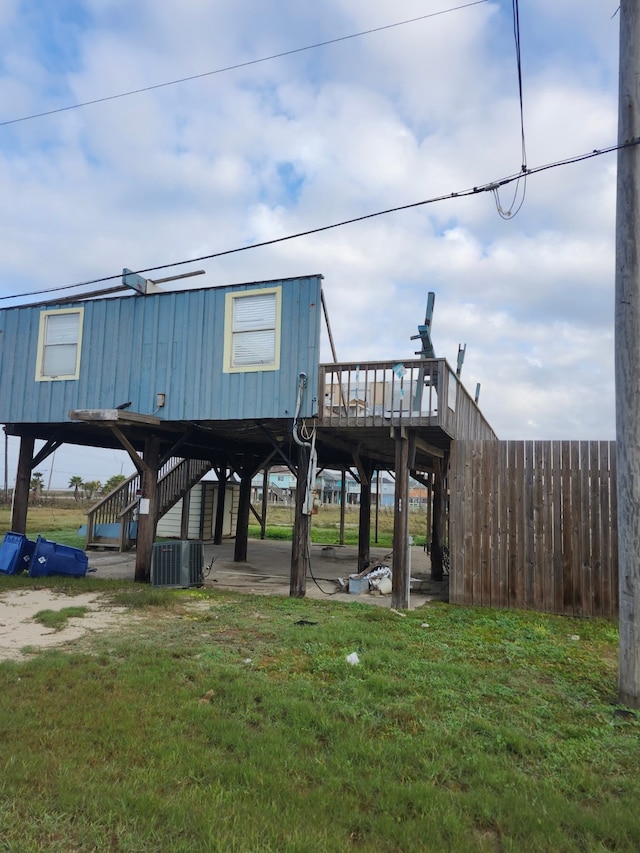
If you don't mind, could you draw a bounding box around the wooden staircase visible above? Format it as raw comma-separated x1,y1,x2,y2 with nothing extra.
267,482,289,501
85,457,212,551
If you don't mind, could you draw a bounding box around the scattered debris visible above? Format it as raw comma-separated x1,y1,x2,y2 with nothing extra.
613,707,637,720
369,574,392,595
346,559,393,595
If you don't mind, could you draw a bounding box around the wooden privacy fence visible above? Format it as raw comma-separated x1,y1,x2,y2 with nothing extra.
449,440,618,617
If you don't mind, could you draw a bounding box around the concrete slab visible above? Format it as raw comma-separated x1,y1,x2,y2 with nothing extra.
86,539,448,611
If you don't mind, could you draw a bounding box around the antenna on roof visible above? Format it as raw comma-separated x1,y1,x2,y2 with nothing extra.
456,344,466,376
410,291,436,413
410,291,436,358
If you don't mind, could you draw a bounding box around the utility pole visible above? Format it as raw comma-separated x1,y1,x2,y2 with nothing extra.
615,0,640,708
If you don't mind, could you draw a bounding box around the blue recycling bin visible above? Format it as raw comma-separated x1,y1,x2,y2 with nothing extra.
28,536,88,578
0,532,36,575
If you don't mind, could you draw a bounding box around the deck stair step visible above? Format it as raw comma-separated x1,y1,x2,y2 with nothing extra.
85,456,212,552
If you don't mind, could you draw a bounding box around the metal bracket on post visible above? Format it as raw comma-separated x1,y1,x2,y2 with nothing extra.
410,292,436,412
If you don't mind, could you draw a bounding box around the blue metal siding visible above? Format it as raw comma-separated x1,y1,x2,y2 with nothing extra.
0,276,322,424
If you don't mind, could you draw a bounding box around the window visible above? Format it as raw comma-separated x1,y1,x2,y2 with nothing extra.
224,287,281,372
35,308,84,381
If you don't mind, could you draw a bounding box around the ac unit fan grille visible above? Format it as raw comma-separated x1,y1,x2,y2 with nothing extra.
151,541,204,588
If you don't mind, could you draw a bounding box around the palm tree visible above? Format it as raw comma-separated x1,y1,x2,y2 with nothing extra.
30,471,44,504
102,474,127,495
69,475,84,503
82,480,101,501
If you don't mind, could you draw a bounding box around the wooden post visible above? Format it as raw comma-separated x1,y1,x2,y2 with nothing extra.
234,473,252,562
290,445,310,598
374,469,380,544
11,436,34,534
616,0,640,708
180,487,191,539
431,457,446,581
260,468,269,539
213,468,227,545
4,428,8,504
391,430,410,609
357,462,372,571
135,436,160,583
427,472,433,551
339,471,346,544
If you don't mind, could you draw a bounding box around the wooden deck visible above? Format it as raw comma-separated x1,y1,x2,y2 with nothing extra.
315,358,496,472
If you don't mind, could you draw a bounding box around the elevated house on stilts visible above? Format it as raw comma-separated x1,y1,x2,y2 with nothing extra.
0,272,496,609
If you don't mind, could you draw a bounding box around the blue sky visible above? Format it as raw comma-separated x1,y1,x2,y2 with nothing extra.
0,0,621,487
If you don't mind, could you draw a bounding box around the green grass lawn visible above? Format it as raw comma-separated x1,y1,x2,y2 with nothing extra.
0,577,637,852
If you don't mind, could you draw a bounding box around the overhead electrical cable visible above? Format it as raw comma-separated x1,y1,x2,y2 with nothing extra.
0,1,489,128
0,139,631,305
493,0,528,220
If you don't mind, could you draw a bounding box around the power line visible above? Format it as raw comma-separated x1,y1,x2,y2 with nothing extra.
492,0,527,220
0,139,630,306
0,1,489,128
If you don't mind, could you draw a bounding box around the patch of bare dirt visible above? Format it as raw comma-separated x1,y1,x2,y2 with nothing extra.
0,590,130,662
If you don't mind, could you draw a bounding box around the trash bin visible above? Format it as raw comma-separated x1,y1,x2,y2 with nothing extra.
0,532,36,575
28,536,88,578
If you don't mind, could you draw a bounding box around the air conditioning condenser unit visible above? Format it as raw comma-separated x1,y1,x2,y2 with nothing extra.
151,541,204,588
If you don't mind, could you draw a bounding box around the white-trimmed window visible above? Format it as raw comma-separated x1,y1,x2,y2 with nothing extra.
224,287,281,372
35,308,84,381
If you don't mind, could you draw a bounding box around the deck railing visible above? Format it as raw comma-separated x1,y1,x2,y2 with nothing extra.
319,359,443,428
318,358,496,440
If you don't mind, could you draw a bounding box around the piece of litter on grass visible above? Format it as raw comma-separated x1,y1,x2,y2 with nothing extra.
346,652,360,665
569,635,580,642
421,623,430,628
243,658,252,664
198,689,215,705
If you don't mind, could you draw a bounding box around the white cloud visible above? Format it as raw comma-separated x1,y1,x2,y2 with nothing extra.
0,0,623,477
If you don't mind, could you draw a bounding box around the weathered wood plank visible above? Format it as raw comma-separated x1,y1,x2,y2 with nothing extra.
532,441,544,610
540,441,553,612
570,441,582,615
600,441,612,617
561,441,574,614
580,442,592,617
552,441,564,614
590,441,602,614
507,441,518,608
523,441,535,609
449,443,462,604
514,441,526,609
493,441,506,608
480,441,493,606
471,441,483,605
461,441,474,605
